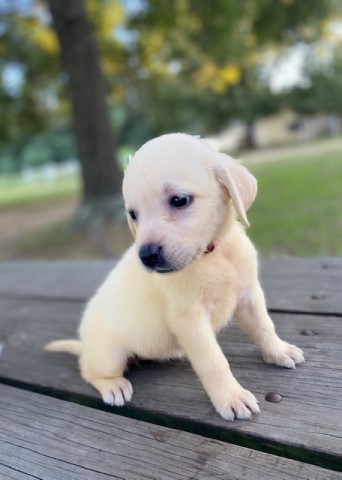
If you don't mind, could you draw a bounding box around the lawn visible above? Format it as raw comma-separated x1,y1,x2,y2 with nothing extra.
0,146,341,258
0,173,80,208
248,152,342,256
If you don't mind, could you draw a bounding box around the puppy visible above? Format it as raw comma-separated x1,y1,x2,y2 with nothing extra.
45,133,304,421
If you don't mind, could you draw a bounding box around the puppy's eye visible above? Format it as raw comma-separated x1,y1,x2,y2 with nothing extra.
170,195,193,209
128,210,137,221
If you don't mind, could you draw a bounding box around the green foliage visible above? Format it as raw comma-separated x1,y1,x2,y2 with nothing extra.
248,151,342,256
0,0,337,174
251,0,331,43
288,52,342,115
0,4,61,142
128,0,332,134
0,130,76,173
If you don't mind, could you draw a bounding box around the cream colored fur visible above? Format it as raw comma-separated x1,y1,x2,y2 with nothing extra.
45,133,304,420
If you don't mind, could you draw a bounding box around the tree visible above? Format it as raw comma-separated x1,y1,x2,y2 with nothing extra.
0,2,60,170
47,0,122,209
288,52,342,118
128,0,333,147
0,0,336,184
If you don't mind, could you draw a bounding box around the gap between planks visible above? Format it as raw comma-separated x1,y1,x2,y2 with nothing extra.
0,375,341,473
2,383,341,480
1,292,341,318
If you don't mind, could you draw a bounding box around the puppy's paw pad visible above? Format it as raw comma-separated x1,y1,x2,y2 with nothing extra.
263,342,305,369
95,377,133,407
215,388,260,421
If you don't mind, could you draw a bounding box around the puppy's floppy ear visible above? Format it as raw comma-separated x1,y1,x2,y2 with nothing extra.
214,153,257,227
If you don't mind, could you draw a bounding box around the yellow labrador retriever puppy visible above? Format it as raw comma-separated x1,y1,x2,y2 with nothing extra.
46,133,304,421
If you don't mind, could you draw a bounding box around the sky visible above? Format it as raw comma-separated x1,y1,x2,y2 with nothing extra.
0,0,32,15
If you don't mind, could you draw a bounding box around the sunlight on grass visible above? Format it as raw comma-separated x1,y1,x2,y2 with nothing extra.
0,174,80,208
248,152,342,256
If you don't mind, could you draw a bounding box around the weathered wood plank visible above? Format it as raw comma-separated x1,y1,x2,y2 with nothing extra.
0,297,341,469
2,385,340,480
0,258,341,313
0,260,113,301
260,257,342,315
0,466,39,480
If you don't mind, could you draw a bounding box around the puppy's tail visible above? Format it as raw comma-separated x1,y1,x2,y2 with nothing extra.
44,339,82,356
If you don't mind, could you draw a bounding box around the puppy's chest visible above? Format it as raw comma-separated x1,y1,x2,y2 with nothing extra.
200,267,238,331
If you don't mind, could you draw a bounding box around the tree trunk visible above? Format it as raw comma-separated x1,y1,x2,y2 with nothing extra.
243,121,257,150
47,0,122,204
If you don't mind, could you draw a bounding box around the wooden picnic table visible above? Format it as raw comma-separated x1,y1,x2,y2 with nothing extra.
0,258,341,479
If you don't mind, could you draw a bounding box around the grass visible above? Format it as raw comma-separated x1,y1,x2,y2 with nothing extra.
1,144,341,258
248,152,342,256
0,174,80,208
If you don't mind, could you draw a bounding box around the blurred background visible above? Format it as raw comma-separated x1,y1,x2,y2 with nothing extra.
0,0,341,260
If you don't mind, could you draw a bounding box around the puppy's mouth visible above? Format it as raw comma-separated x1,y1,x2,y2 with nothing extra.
154,266,176,274
141,262,175,274
148,252,196,274
138,243,208,274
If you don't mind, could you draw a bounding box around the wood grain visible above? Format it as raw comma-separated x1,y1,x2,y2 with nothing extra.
1,384,341,480
1,258,341,313
0,297,341,470
0,260,113,301
260,257,342,315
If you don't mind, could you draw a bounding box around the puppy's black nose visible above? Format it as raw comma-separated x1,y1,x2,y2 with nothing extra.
139,244,163,269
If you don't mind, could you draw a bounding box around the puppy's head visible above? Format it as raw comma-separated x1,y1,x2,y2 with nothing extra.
122,133,256,273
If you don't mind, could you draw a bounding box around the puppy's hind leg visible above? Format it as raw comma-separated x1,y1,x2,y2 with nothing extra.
235,283,305,368
80,332,133,407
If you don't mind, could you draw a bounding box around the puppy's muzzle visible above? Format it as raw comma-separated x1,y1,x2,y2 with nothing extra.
139,244,173,273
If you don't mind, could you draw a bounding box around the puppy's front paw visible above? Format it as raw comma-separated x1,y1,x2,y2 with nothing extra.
94,377,133,407
262,341,305,369
214,385,260,421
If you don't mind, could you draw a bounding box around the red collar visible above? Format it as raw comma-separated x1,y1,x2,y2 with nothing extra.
204,241,217,254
